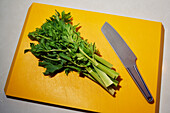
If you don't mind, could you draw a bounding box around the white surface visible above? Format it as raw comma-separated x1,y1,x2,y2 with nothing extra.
0,0,170,113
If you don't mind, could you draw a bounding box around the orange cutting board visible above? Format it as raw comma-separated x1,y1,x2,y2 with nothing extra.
4,3,164,113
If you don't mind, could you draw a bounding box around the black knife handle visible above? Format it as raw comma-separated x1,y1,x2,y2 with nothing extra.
126,64,153,103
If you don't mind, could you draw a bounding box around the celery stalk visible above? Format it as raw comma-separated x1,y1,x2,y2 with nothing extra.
79,47,118,94
83,72,97,82
25,10,120,97
94,54,113,68
111,79,119,87
80,47,119,79
107,85,115,95
87,67,115,95
86,67,105,87
96,63,119,79
93,66,113,87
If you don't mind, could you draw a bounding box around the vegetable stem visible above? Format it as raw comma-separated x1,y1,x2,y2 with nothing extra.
93,66,113,87
25,10,120,96
41,55,60,61
86,67,105,87
47,49,67,52
39,34,51,40
94,54,113,68
79,47,98,66
96,63,119,79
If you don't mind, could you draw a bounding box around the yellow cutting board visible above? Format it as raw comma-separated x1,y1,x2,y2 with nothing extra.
4,3,164,113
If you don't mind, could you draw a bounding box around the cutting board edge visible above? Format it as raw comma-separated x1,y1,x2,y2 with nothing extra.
5,93,98,113
155,23,164,113
4,4,33,95
31,2,162,25
4,3,164,113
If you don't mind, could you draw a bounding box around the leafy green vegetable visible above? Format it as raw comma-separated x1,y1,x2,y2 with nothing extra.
24,10,120,95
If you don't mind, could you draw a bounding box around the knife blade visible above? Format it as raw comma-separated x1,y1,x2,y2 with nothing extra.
101,22,153,103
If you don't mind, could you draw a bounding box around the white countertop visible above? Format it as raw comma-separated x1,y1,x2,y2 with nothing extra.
0,0,170,113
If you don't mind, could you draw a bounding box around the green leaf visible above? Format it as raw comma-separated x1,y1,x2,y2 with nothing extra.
65,68,71,75
59,53,72,61
24,10,120,96
39,61,63,75
49,41,55,47
66,65,81,72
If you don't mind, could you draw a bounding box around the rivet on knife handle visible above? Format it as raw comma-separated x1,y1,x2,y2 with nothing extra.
101,22,153,102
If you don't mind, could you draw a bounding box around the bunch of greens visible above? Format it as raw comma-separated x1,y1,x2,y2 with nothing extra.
24,10,120,95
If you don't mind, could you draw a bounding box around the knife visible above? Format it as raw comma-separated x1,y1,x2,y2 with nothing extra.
101,22,153,103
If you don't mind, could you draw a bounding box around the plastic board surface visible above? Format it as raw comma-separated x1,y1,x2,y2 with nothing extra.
5,3,164,113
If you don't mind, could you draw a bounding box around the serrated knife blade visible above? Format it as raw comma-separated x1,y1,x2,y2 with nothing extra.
101,22,153,103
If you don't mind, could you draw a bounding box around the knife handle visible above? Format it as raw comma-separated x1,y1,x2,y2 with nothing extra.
127,64,153,103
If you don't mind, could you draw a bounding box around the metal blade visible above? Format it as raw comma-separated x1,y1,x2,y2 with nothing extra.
101,22,154,102
101,22,136,67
